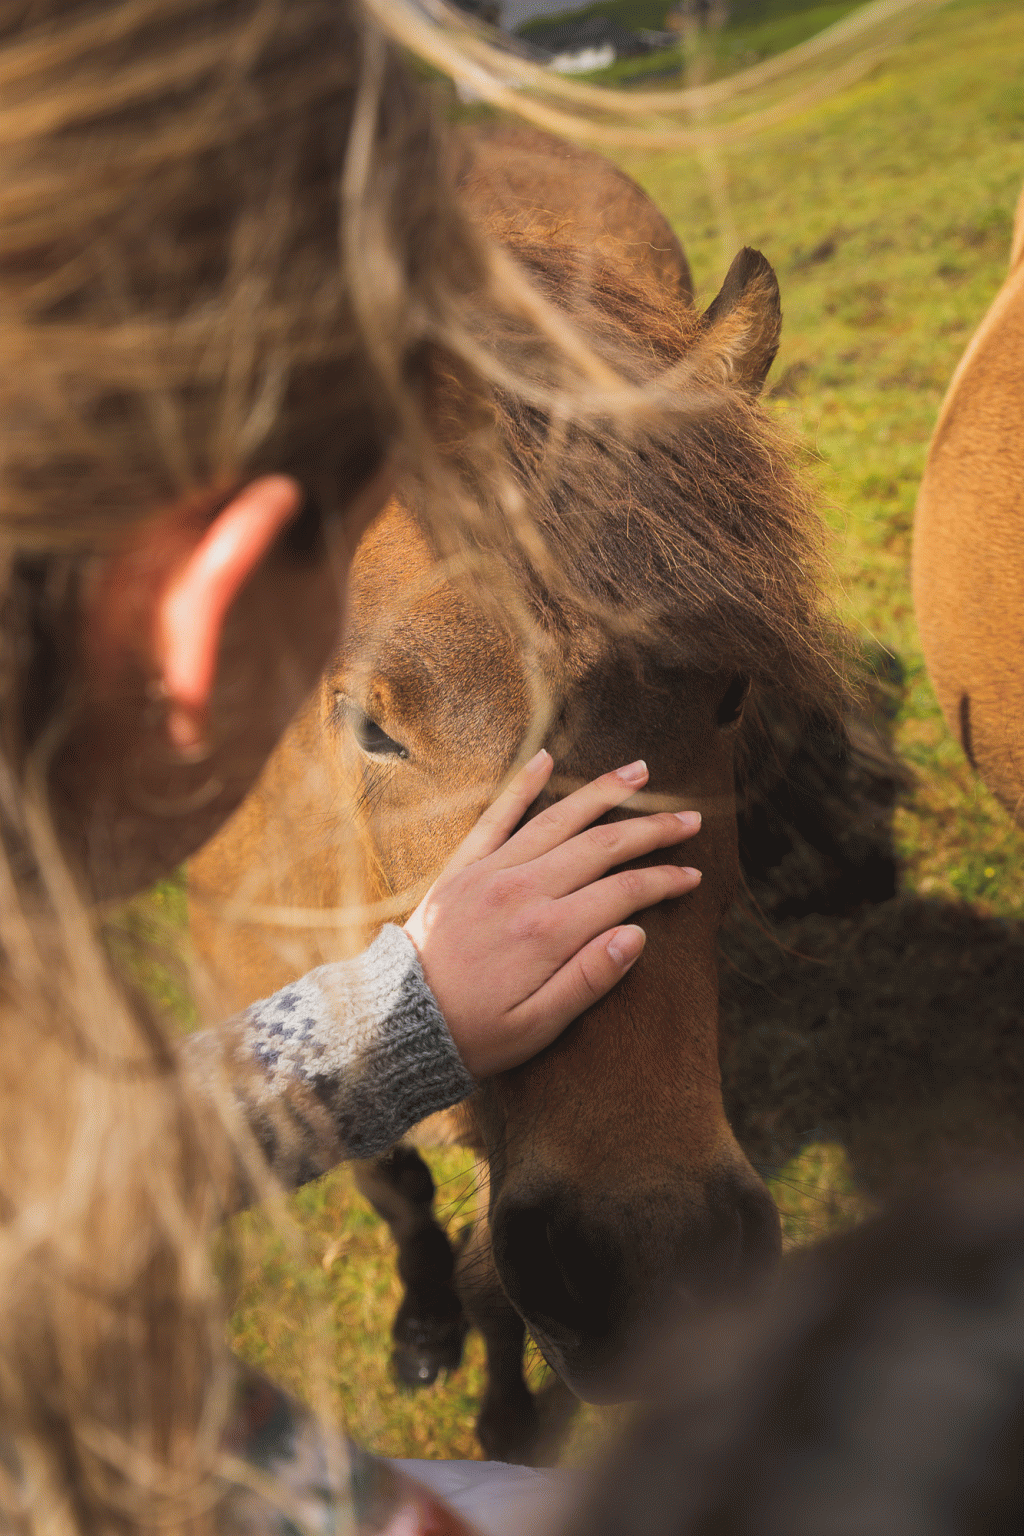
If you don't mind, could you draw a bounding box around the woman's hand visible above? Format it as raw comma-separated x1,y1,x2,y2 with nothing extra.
403,750,702,1078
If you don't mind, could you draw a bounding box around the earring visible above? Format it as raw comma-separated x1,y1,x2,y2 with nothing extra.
145,678,209,762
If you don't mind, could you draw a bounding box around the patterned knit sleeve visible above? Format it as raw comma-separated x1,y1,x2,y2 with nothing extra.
182,925,476,1194
220,1363,482,1536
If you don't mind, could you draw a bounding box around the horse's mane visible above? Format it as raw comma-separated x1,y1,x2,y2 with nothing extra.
476,243,841,719
438,238,903,917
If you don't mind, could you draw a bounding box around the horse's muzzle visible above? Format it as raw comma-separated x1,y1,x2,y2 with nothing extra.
489,1167,781,1403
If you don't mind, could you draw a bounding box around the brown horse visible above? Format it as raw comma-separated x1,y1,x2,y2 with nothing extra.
913,181,1024,818
189,125,841,1459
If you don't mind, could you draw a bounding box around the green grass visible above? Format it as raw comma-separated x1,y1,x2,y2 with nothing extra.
728,0,864,21
153,0,1024,1466
621,0,1024,912
589,44,686,85
709,2,865,71
222,1143,867,1463
224,1153,492,1460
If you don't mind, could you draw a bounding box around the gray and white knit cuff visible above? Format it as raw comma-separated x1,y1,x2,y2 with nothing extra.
245,924,476,1159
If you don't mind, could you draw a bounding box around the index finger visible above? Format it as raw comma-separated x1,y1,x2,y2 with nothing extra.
489,759,651,870
441,748,555,875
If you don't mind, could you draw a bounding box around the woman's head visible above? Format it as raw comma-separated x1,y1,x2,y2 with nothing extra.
0,3,538,1528
0,0,512,901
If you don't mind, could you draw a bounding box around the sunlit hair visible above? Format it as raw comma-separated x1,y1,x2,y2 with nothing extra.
0,2,643,1531
378,0,951,151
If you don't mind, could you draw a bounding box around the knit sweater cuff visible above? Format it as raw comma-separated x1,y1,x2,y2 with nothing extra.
242,924,476,1162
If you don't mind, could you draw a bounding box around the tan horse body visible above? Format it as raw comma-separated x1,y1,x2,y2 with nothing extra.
191,125,843,1458
913,185,1024,815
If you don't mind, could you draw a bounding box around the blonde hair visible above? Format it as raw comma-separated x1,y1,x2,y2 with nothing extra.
3,2,482,547
0,2,617,1531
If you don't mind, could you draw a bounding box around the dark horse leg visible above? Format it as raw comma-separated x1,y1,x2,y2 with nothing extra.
455,1218,578,1465
359,1148,576,1460
353,1147,468,1387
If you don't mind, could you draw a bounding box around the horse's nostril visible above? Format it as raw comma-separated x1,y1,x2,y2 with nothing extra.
686,1178,781,1301
495,1199,613,1341
545,1219,587,1306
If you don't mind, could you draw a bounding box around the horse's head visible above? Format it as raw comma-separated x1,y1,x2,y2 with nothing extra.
326,228,836,1396
330,541,759,1399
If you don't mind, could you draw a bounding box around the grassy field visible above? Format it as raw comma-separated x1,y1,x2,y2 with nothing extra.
208,0,1024,1465
618,0,1024,913
222,1145,866,1461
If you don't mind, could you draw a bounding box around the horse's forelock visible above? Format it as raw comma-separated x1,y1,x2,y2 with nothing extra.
405,229,842,719
487,314,842,717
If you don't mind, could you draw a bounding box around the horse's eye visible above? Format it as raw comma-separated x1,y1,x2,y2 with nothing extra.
716,675,750,730
351,708,409,760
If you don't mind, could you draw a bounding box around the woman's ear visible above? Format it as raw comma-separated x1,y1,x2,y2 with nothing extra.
83,476,305,752
154,476,303,750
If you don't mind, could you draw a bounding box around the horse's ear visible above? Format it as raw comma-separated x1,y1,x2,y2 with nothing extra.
700,247,781,396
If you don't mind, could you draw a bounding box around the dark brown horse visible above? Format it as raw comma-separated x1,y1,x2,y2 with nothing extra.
189,124,843,1459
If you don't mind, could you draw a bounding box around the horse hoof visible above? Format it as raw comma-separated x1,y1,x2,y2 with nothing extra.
391,1316,469,1388
392,1345,445,1387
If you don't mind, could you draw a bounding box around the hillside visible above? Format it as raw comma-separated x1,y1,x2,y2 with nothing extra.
516,0,860,32
516,0,869,81
517,0,671,31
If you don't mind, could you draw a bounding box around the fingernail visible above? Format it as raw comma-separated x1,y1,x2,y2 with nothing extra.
526,748,551,771
607,924,645,967
674,810,702,830
680,867,702,882
617,759,647,785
